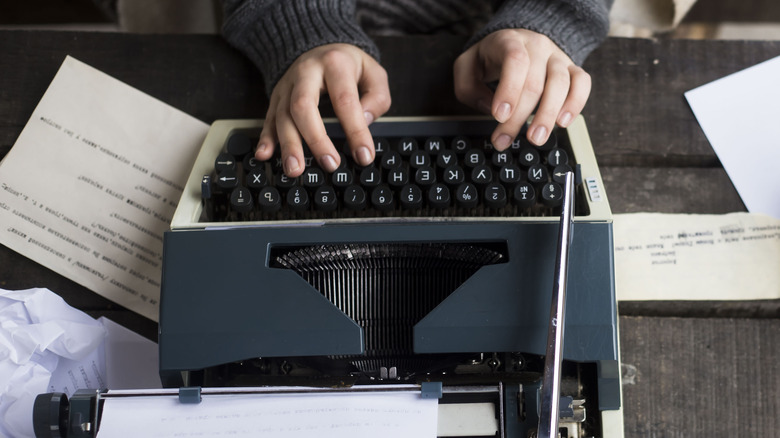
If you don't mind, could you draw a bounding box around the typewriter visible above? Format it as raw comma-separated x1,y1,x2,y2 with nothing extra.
34,116,622,438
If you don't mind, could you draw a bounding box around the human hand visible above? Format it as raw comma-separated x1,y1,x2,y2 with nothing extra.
453,29,591,150
255,43,391,177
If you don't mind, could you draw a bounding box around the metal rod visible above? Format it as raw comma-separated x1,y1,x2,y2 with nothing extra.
537,171,575,438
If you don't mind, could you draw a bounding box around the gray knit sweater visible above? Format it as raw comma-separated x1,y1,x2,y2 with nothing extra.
221,0,612,95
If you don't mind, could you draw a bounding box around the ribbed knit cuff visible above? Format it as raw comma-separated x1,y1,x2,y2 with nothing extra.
222,0,380,95
466,0,611,66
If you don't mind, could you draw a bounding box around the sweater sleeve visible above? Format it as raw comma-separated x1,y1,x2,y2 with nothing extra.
221,0,380,95
467,0,613,66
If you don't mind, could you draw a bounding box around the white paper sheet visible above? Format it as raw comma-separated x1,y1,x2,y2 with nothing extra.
98,390,439,438
613,212,780,300
0,56,208,321
0,287,106,438
685,55,780,220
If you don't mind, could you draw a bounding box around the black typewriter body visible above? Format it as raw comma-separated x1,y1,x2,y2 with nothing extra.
159,116,623,438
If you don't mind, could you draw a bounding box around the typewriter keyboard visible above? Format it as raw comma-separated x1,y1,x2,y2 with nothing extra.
175,116,608,226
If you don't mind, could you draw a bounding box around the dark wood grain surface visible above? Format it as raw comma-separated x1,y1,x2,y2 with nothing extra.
1,31,778,437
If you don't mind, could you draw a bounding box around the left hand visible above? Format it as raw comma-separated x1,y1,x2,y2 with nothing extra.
453,28,591,150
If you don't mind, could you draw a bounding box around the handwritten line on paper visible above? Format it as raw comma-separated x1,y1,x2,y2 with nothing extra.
0,56,208,321
613,212,780,301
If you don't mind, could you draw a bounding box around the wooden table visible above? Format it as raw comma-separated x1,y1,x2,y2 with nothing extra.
1,31,778,437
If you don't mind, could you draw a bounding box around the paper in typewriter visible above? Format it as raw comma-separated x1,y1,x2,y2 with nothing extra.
0,56,208,321
98,389,439,438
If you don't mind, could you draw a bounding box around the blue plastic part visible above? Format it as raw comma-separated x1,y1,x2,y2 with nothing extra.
420,382,443,399
179,387,202,404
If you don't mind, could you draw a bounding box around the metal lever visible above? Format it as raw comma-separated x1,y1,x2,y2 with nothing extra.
537,171,575,438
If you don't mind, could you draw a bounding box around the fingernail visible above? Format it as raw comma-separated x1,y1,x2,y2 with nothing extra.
364,111,375,125
495,102,511,123
321,154,339,172
494,134,512,150
354,146,373,166
255,143,268,158
558,112,573,127
532,126,548,146
285,156,300,174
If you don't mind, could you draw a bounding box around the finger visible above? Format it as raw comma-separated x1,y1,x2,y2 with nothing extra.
275,95,306,178
528,57,571,146
322,55,375,166
289,74,341,172
453,49,494,114
358,59,392,123
557,65,591,127
491,61,546,150
256,93,280,161
491,43,530,123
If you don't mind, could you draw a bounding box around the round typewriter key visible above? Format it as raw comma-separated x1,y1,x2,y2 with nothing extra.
243,153,262,172
314,186,338,212
442,164,465,187
215,168,239,192
436,150,457,168
302,167,325,188
257,187,281,212
397,137,418,156
246,168,267,190
451,135,471,153
551,164,574,184
400,184,423,210
359,166,382,187
484,184,507,209
343,185,367,210
541,181,564,207
273,173,297,190
527,163,549,184
331,168,354,188
427,183,451,209
414,166,436,187
286,187,310,211
498,164,522,186
409,150,430,169
380,150,402,170
387,168,409,188
371,137,390,156
492,150,513,167
214,152,237,173
513,182,536,209
424,136,445,155
229,186,253,213
370,185,395,210
464,149,485,168
547,148,569,166
455,182,479,208
226,132,252,158
517,147,540,167
470,164,493,187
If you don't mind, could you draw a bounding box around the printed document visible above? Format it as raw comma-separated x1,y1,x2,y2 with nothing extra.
613,212,780,300
0,56,208,321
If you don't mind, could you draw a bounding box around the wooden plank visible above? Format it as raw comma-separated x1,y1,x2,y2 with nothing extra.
683,0,780,23
619,316,780,438
584,38,780,165
601,166,745,214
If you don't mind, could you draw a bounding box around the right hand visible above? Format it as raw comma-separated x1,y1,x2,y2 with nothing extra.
255,43,392,178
